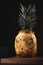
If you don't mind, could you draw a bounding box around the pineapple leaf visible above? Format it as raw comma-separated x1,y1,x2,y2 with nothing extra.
18,4,37,30
20,3,25,13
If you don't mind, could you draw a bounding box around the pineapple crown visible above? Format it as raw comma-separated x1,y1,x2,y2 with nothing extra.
18,3,37,30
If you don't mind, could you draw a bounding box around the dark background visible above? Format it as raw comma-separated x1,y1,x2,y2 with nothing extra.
0,0,43,58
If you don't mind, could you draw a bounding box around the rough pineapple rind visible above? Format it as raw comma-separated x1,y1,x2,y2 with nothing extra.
14,30,37,57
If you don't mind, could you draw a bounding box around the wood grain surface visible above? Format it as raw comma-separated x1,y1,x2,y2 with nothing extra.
1,57,43,64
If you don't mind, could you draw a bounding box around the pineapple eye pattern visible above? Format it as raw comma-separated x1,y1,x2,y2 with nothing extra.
16,39,19,43
21,48,23,50
30,47,33,50
25,38,34,48
23,39,25,41
26,50,28,53
30,38,33,40
20,39,21,41
18,41,19,43
29,43,31,45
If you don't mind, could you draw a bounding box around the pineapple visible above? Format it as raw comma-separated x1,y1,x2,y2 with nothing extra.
14,4,37,57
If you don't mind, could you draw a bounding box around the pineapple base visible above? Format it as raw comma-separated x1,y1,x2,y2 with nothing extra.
16,52,37,58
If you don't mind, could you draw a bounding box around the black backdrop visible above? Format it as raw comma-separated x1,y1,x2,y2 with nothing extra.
0,0,43,58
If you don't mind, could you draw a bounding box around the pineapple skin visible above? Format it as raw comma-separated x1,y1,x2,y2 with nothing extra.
14,30,37,57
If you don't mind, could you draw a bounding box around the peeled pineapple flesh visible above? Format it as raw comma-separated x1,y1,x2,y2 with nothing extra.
14,30,37,57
